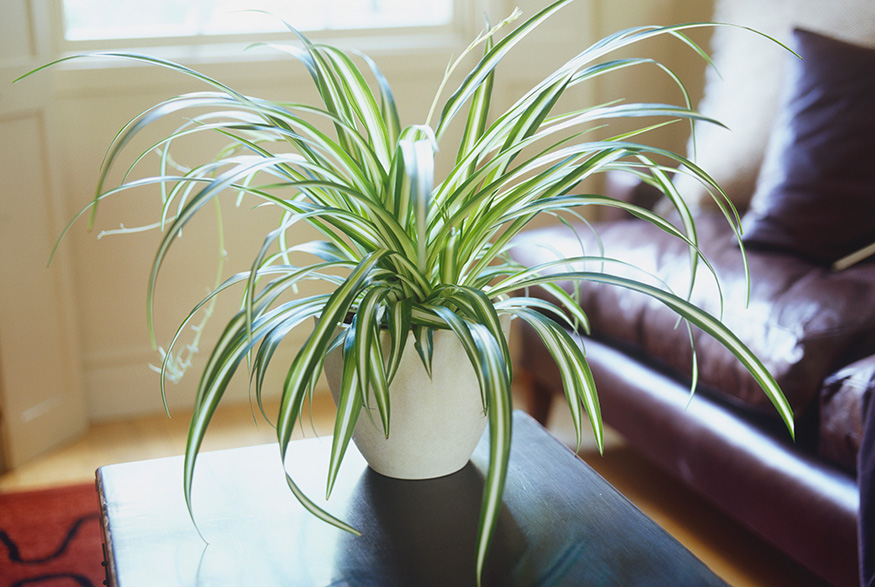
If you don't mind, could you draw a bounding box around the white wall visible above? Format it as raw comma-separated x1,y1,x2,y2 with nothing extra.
1,0,89,466
20,0,715,422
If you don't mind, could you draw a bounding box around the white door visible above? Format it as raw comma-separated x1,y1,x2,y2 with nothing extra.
0,1,88,468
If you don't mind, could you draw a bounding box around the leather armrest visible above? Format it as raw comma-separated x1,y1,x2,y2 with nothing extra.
860,383,875,586
820,354,875,470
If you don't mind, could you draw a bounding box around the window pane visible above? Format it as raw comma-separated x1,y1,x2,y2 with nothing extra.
63,0,453,41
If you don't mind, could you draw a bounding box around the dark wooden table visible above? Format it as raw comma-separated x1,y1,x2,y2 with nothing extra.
96,410,727,586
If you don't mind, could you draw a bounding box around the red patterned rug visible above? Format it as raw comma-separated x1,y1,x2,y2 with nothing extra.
0,483,104,587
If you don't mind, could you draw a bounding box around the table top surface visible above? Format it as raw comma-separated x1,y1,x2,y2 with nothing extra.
97,410,726,586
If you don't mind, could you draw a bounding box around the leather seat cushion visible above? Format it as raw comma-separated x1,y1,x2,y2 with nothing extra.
511,213,875,419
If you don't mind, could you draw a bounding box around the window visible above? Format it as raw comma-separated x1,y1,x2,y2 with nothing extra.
62,0,454,43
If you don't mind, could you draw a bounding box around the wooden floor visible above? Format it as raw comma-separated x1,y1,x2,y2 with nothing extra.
0,392,827,587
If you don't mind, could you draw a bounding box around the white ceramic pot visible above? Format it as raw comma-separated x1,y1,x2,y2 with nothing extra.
324,318,509,480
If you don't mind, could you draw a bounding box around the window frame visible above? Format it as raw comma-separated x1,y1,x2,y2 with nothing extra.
50,0,483,59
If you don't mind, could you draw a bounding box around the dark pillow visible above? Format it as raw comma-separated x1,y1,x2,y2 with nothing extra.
741,28,875,266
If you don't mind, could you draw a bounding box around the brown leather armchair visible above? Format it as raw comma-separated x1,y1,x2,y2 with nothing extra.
511,208,871,586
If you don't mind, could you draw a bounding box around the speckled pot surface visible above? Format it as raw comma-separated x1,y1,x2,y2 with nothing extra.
325,321,508,480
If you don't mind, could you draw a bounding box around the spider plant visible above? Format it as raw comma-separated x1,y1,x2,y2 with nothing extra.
23,0,794,582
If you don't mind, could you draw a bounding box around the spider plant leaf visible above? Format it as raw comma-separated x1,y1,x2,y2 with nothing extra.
509,271,795,438
183,296,309,525
248,40,317,78
385,297,412,383
283,473,360,536
327,316,364,499
354,286,391,435
439,228,460,285
412,325,435,378
240,186,382,252
250,296,332,419
453,27,495,182
189,298,269,414
466,323,512,586
239,178,416,276
526,282,591,334
147,155,332,347
367,326,391,434
73,66,247,226
647,163,700,300
277,249,389,451
489,253,716,332
385,141,410,222
243,221,299,342
495,295,588,338
491,196,725,314
289,240,355,263
318,45,393,169
282,29,356,135
397,134,435,275
484,73,574,186
508,306,602,453
354,287,381,401
163,267,336,386
354,49,401,148
436,0,573,139
47,175,199,266
436,286,512,382
270,252,389,538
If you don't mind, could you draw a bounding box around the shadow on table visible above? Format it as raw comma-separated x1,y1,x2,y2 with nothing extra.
331,463,525,587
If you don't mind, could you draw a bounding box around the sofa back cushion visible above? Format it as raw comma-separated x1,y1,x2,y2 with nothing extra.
740,29,875,266
672,0,875,211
